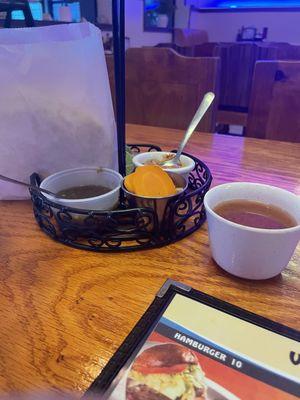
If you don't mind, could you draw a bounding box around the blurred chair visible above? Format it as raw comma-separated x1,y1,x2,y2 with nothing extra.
260,42,291,59
173,29,209,57
214,43,278,130
193,42,218,57
259,42,300,60
271,43,300,60
155,42,192,57
125,47,220,132
215,43,278,110
156,31,210,57
247,60,300,142
174,28,208,48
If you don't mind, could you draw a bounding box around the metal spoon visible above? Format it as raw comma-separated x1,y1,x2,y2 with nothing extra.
0,174,58,198
162,92,215,168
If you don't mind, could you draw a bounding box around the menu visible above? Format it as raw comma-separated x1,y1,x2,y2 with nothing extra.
89,281,300,400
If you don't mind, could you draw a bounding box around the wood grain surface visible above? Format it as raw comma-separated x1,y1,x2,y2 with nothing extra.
0,124,299,395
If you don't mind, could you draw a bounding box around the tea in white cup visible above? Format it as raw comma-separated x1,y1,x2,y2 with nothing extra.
204,183,300,280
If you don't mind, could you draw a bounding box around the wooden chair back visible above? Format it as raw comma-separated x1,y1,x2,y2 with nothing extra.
214,43,277,110
156,42,217,58
125,47,220,132
174,28,208,47
194,42,218,57
247,60,300,142
155,42,190,57
265,42,300,60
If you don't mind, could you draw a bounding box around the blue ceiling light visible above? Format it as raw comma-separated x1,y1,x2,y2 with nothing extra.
145,0,160,11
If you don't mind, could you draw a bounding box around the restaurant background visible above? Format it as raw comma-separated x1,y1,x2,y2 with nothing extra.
0,0,299,398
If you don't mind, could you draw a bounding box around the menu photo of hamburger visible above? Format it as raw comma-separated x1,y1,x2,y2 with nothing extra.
126,343,207,400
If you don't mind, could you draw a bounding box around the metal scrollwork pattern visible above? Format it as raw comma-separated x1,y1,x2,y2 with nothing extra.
163,153,212,241
127,143,161,154
30,146,212,252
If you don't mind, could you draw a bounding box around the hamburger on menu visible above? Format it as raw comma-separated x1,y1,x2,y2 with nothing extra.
126,343,207,400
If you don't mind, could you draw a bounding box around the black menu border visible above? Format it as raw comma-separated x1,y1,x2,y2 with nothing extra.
85,279,300,398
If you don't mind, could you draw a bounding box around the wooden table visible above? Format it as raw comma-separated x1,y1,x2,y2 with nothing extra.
0,124,299,395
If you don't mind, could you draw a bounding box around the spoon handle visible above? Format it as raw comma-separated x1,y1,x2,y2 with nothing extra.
0,174,54,197
175,92,215,161
0,174,30,187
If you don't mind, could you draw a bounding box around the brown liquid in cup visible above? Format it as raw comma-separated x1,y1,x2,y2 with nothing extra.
57,185,111,199
213,200,297,229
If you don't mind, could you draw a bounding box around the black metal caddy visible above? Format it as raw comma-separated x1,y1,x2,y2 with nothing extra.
29,0,213,252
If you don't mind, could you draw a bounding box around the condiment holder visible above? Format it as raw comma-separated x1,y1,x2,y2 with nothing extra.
29,145,212,252
122,171,188,229
132,152,195,180
40,167,123,211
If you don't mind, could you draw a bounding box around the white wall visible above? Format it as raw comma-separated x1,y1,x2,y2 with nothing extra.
189,11,300,44
125,0,172,47
104,1,300,48
175,0,190,29
175,0,213,29
100,0,172,47
97,0,111,25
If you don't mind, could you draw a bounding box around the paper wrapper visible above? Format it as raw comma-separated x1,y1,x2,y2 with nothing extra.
0,22,117,199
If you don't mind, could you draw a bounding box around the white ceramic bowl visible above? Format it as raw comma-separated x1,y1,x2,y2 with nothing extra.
132,151,195,179
204,182,300,280
40,167,123,211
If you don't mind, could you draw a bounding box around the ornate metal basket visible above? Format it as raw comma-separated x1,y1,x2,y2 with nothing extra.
30,145,212,252
28,2,213,252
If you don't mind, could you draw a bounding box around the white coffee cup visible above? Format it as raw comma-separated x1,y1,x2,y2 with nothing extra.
204,182,300,280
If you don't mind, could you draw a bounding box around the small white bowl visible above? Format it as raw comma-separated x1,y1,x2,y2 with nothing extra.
132,151,195,180
40,167,123,211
